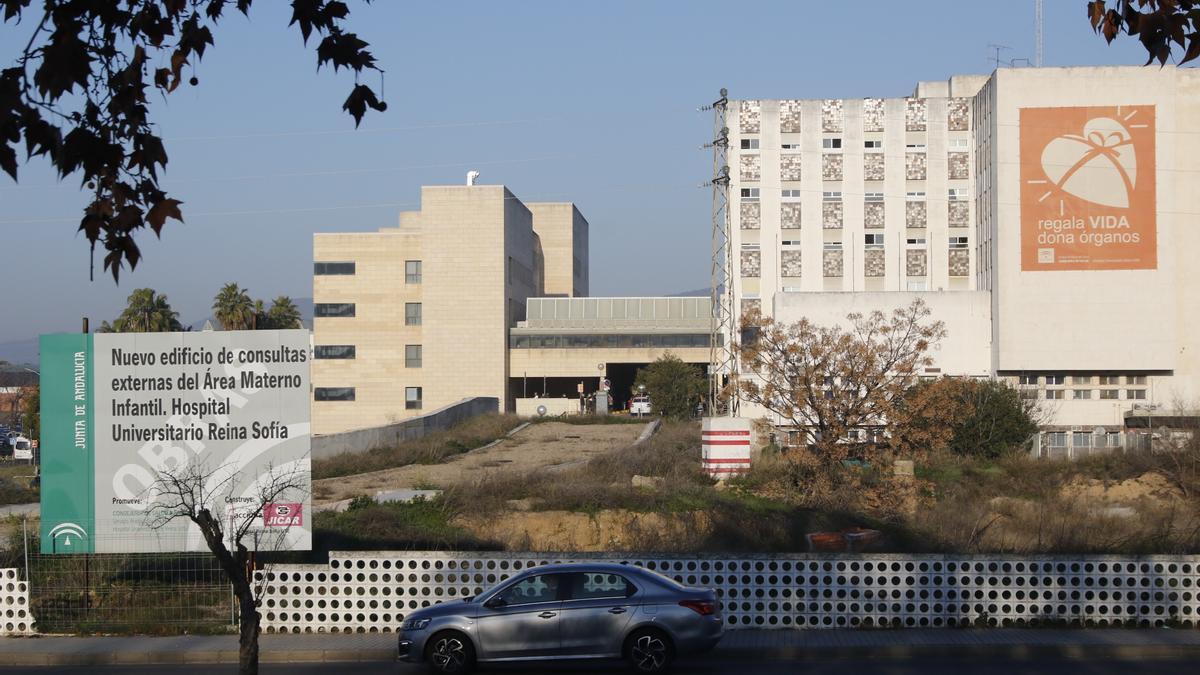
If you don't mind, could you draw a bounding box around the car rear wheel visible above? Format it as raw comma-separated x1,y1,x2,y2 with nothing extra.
424,630,475,674
625,628,674,673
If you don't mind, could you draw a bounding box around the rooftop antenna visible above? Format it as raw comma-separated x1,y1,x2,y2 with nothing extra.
466,170,480,186
988,43,1012,69
1035,0,1044,67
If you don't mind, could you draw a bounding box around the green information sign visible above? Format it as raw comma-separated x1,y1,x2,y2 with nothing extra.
39,334,95,553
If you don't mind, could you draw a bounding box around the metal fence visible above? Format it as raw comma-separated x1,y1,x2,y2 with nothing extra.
20,528,234,633
255,551,1200,634
1033,430,1153,460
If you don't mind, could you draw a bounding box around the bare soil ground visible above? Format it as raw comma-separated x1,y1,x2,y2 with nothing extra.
453,509,712,552
313,421,648,505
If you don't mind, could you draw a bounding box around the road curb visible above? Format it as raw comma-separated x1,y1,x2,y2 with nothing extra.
2,642,1198,666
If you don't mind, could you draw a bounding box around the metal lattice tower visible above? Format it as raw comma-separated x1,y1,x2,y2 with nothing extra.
1034,0,1044,67
702,89,737,417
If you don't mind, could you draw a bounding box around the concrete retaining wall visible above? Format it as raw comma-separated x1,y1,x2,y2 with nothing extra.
310,397,499,460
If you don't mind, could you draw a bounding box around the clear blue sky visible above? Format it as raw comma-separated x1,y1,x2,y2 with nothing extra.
0,0,1153,344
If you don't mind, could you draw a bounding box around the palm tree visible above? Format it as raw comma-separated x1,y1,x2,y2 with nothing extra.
266,296,303,330
253,299,267,330
101,288,183,332
213,283,254,331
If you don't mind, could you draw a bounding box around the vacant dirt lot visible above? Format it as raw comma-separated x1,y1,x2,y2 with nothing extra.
313,421,648,505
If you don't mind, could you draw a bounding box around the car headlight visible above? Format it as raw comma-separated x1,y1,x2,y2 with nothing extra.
402,617,432,631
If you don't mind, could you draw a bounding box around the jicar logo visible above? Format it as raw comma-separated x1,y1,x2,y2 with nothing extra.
263,503,302,527
48,522,88,549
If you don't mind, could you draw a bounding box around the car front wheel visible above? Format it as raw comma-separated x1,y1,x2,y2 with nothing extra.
625,628,674,673
424,630,475,674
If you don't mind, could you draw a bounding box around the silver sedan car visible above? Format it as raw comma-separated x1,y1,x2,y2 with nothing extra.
396,562,723,673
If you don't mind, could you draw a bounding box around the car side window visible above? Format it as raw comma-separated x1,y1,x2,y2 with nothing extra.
567,572,637,601
494,574,561,606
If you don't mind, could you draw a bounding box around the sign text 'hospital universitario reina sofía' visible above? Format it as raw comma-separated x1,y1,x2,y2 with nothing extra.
39,330,312,554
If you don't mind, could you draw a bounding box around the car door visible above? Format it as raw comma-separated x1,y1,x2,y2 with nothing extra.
475,572,564,660
557,571,638,657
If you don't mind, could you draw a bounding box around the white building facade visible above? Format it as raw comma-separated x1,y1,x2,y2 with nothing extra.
729,66,1200,434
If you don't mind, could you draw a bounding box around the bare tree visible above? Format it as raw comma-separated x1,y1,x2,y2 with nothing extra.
738,299,946,468
145,460,307,675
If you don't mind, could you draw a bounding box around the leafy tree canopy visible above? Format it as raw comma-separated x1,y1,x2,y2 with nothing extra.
635,351,706,420
98,287,184,332
1,0,384,282
896,377,1040,460
1089,0,1200,65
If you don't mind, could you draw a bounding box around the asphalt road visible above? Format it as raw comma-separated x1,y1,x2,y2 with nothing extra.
1,656,1198,675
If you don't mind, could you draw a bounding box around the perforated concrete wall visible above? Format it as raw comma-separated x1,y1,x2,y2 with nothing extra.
0,569,34,635
255,552,1200,634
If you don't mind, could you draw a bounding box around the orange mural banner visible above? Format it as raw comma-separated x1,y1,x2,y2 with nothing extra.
1020,105,1156,271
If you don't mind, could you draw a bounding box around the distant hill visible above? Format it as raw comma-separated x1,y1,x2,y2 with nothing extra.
669,287,718,297
0,337,39,366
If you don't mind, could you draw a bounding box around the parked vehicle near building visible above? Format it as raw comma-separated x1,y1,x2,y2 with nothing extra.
397,562,722,673
630,395,653,416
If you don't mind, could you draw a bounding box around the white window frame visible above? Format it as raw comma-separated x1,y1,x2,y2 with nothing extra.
781,189,802,200
949,236,968,249
949,188,969,201
740,138,760,150
906,237,927,246
740,187,760,201
864,192,884,202
905,142,926,150
864,233,885,249
905,191,926,201
948,138,970,149
864,139,883,149
823,241,843,251
822,191,842,202
781,142,802,151
822,138,842,151
781,239,802,248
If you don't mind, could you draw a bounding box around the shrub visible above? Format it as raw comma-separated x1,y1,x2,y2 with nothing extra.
635,352,706,419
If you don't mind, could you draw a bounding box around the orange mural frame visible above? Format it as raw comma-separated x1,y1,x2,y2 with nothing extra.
1020,105,1156,271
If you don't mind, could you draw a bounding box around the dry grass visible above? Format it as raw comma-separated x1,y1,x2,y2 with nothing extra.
312,414,523,479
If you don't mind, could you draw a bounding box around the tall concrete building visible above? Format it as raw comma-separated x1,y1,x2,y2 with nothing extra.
729,66,1200,442
311,185,586,435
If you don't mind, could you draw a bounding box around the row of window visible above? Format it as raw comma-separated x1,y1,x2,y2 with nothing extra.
1021,389,1147,401
314,387,424,409
741,138,970,151
741,188,968,201
781,237,967,251
1018,375,1147,386
510,334,713,349
314,302,423,324
313,260,424,283
315,344,422,367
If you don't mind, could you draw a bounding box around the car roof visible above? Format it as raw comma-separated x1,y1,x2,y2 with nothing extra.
514,562,644,575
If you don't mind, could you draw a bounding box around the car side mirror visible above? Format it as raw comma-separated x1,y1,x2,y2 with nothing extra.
483,596,506,609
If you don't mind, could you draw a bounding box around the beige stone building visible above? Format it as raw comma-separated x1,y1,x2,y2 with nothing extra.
312,185,584,435
729,66,1200,449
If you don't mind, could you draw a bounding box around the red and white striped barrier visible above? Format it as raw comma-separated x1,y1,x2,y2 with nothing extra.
702,417,752,478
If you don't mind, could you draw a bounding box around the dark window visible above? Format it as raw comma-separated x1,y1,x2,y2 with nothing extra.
405,303,422,326
314,303,355,318
314,261,355,275
314,345,356,359
405,387,422,410
405,260,422,284
314,387,355,401
494,574,563,606
405,345,422,368
566,572,636,601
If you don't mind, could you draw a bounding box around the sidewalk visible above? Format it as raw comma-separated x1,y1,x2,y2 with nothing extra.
1,629,1199,666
